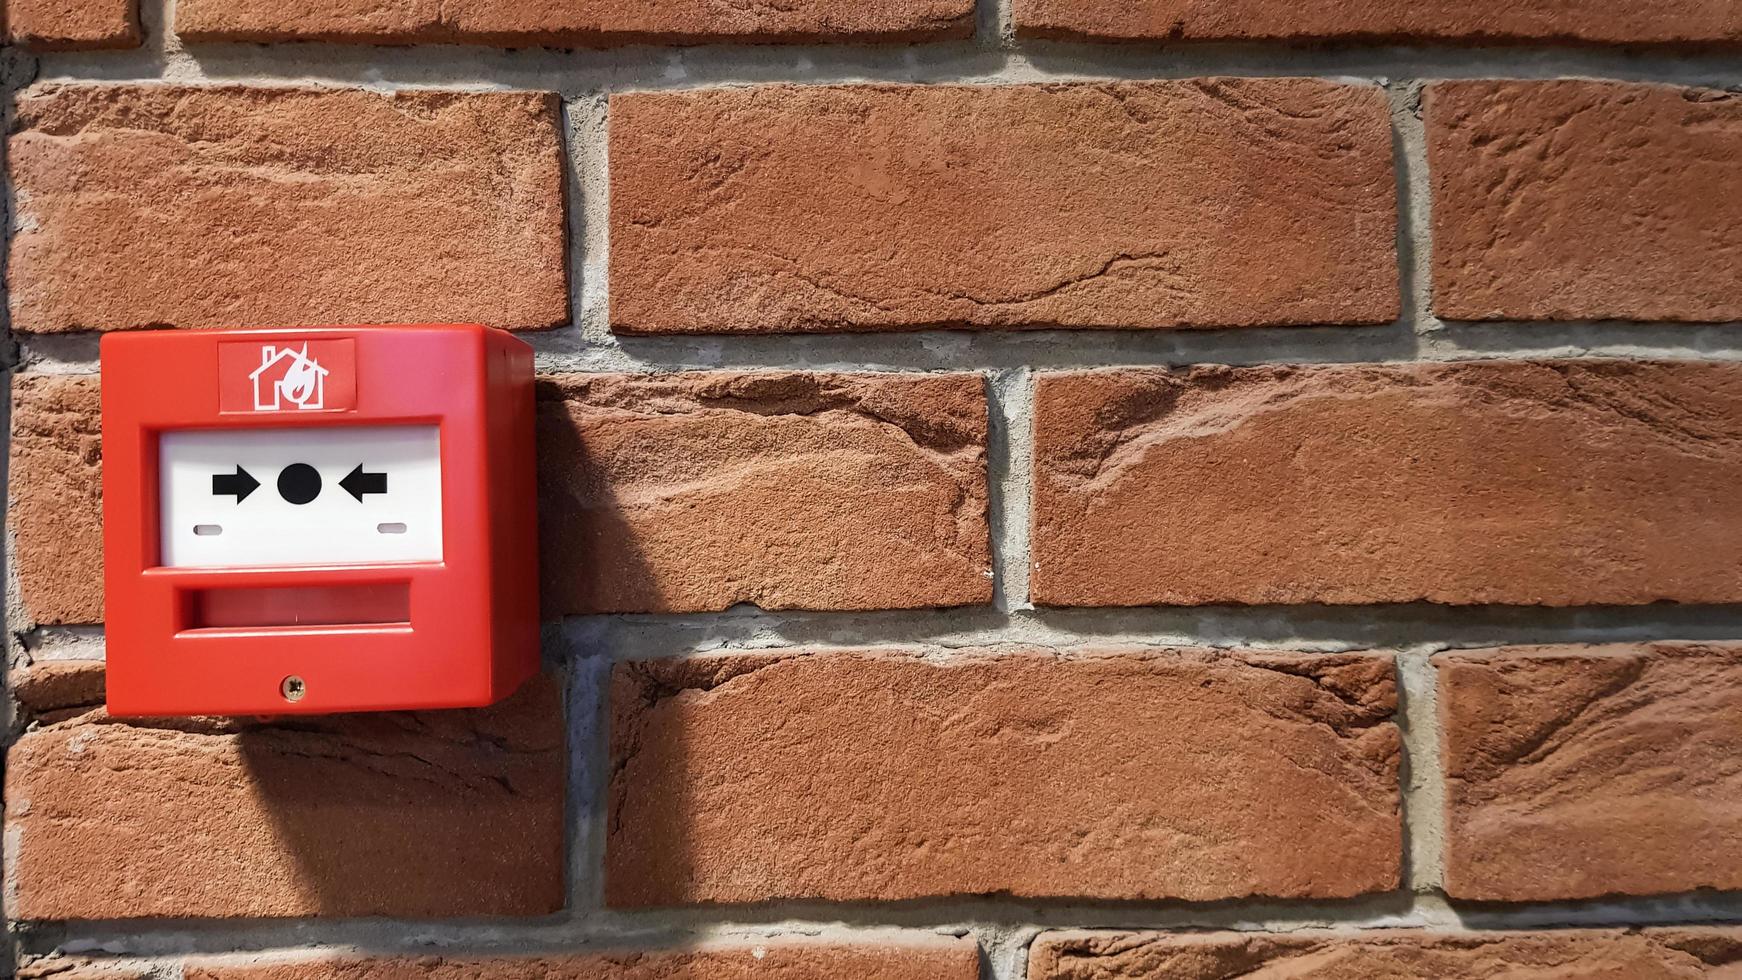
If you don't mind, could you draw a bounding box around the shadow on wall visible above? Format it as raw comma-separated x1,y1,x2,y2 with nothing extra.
533,377,676,619
0,358,654,928
236,674,569,920
530,376,698,913
230,384,642,921
239,378,678,922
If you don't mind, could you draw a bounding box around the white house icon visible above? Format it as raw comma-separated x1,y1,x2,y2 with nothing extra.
250,345,330,412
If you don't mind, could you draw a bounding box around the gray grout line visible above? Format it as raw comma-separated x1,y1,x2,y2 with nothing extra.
569,94,612,346
403,322,1742,371
28,40,1742,94
3,524,35,669
9,334,101,374
13,625,106,661
1396,646,1448,897
18,322,1742,379
144,0,179,68
555,102,585,341
29,888,1742,961
565,651,611,920
26,604,1742,665
989,0,1016,49
986,368,1033,613
1385,78,1434,354
559,604,1742,664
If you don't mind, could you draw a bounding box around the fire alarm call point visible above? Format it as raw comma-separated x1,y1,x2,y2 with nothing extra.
101,324,539,717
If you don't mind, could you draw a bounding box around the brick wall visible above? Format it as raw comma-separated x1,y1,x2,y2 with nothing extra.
4,2,1742,978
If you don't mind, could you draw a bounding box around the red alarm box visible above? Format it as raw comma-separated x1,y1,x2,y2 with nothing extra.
101,324,538,716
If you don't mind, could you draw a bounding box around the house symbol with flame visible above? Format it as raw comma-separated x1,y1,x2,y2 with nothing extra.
251,345,329,411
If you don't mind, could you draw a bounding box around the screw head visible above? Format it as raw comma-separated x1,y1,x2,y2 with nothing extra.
280,675,307,702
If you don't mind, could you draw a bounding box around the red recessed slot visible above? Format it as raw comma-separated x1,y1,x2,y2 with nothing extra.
186,583,411,630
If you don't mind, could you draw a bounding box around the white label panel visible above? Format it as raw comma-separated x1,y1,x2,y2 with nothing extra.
160,426,442,568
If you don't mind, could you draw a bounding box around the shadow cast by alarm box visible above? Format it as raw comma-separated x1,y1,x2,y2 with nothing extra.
236,672,568,919
532,383,698,911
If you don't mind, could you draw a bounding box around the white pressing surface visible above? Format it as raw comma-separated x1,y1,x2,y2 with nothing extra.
159,426,443,568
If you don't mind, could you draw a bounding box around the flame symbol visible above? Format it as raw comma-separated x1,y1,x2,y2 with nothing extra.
280,347,319,407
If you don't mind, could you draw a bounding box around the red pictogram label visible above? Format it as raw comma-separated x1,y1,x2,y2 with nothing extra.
219,338,357,414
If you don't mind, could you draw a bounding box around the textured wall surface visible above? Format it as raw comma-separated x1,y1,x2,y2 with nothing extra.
6,1,1742,978
1014,0,1742,45
9,85,568,332
175,0,976,46
609,81,1398,333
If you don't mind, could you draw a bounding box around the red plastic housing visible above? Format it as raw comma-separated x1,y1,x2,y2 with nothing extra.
101,324,539,716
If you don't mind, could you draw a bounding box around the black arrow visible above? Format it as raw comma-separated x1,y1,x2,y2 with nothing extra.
339,464,388,502
212,466,260,502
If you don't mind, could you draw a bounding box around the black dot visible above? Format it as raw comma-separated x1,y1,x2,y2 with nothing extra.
277,463,322,505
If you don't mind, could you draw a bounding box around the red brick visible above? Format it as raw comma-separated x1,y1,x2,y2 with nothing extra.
176,0,972,45
11,660,106,716
6,0,140,49
1027,929,1742,979
608,648,1399,906
610,81,1397,334
1032,361,1742,607
8,84,566,333
1016,0,1742,45
184,939,981,980
11,370,992,621
537,372,991,613
10,374,103,626
18,960,153,980
5,672,566,920
1429,80,1742,322
1440,642,1742,901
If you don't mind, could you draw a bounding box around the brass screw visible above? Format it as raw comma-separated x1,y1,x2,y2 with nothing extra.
280,675,307,702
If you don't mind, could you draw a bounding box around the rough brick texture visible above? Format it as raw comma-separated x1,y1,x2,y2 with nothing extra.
5,0,140,49
1429,80,1742,322
1032,361,1742,607
10,370,993,622
176,0,973,45
11,374,103,626
608,648,1400,906
610,81,1397,334
1016,1,1742,45
182,939,981,979
11,660,106,721
5,673,565,920
1440,642,1742,901
1027,929,1742,979
8,85,567,333
17,961,152,980
537,372,991,613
